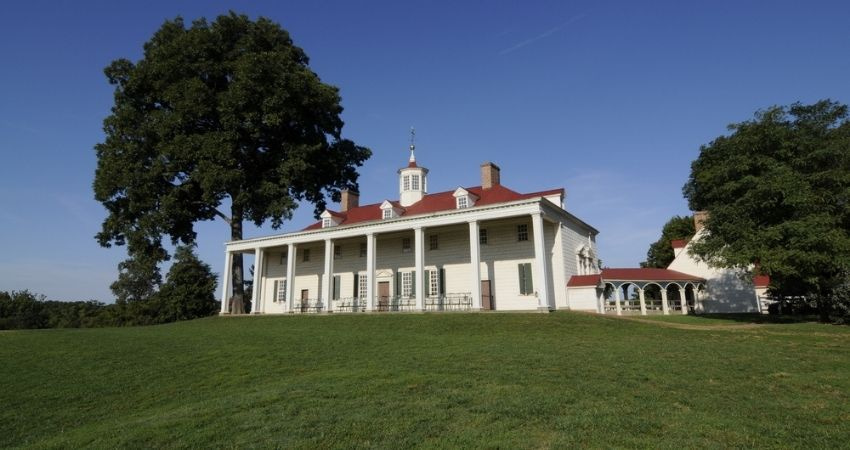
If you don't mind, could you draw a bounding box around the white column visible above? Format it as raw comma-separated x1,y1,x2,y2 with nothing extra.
285,243,296,313
531,212,552,310
366,233,376,311
251,248,263,314
414,227,425,311
679,285,687,315
597,290,604,314
220,250,233,314
638,287,647,315
614,284,622,315
322,239,334,312
469,220,482,310
661,286,670,315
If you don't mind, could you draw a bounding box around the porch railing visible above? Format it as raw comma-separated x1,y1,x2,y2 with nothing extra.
425,293,472,312
291,294,474,313
333,297,367,313
291,298,323,314
374,296,417,312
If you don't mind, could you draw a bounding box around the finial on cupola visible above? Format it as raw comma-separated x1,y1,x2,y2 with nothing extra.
409,126,416,163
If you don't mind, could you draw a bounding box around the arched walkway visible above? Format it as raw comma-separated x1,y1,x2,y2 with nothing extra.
594,268,705,316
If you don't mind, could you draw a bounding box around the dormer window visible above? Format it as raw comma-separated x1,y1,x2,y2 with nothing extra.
452,187,478,210
380,200,401,220
403,176,410,191
411,175,420,190
320,210,341,228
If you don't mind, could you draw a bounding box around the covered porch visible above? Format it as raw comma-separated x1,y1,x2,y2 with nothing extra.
569,268,706,315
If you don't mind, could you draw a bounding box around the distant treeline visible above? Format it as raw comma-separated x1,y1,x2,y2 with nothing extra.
0,290,220,330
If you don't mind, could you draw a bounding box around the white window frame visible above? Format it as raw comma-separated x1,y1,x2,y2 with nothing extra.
429,269,439,296
403,175,410,191
275,279,287,303
322,218,331,228
383,209,393,219
457,196,468,209
411,174,420,190
358,274,368,300
517,224,529,242
401,271,413,297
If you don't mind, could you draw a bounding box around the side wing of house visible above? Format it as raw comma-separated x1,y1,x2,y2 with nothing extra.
667,229,761,313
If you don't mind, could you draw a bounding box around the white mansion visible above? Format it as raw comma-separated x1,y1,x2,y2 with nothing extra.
221,144,766,315
221,144,602,314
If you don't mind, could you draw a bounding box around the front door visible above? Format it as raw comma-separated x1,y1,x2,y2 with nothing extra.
481,280,493,310
300,289,309,313
378,282,390,311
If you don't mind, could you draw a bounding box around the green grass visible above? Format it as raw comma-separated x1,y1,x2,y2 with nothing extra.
2,313,849,448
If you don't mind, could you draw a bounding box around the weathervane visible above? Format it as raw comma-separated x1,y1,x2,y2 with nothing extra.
409,126,416,162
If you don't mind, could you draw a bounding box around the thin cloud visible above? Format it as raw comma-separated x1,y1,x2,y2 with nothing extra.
498,13,587,55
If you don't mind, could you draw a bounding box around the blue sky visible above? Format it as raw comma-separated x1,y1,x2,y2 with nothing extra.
1,0,848,301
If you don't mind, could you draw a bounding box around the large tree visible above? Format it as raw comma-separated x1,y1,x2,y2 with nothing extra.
94,12,371,313
683,100,850,320
640,215,695,268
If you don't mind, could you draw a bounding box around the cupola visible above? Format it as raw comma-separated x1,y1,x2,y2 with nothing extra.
398,127,428,207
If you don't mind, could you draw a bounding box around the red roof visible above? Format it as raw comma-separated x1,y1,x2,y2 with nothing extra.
671,239,688,249
304,185,564,230
753,275,770,287
567,274,602,287
602,268,705,282
567,268,705,287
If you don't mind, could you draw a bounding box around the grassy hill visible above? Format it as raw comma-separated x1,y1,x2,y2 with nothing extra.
2,312,848,448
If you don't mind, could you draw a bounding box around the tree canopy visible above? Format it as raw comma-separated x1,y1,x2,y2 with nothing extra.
94,12,370,312
683,100,850,318
155,246,219,322
641,215,694,269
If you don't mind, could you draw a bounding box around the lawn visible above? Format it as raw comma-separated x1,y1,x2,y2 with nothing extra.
2,312,848,448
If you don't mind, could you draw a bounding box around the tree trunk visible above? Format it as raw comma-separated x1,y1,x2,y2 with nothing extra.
230,204,246,314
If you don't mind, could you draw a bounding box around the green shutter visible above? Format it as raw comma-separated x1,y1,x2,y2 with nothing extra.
525,263,534,294
518,264,525,295
353,273,359,298
411,270,416,296
424,270,431,297
395,271,401,296
439,268,446,295
333,275,341,300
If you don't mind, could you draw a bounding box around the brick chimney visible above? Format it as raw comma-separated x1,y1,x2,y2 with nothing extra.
694,211,709,233
481,162,501,189
341,189,359,212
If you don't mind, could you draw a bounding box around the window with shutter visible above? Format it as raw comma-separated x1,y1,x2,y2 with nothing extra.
276,279,287,302
401,271,413,297
518,263,534,295
428,269,439,296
